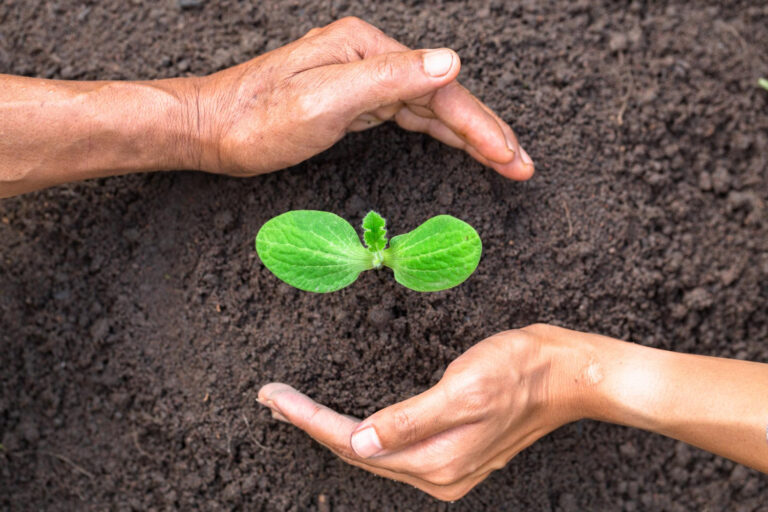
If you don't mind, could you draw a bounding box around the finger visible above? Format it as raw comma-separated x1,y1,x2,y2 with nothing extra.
349,382,475,459
396,100,533,180
258,383,361,459
299,18,535,180
310,48,461,119
261,383,478,479
258,383,492,501
419,82,534,180
347,103,404,132
470,96,535,180
333,449,491,502
416,82,514,163
257,383,448,494
395,107,469,149
399,81,534,179
395,107,514,172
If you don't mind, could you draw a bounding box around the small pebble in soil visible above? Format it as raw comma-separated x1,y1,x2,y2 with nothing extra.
367,306,392,327
558,492,578,512
619,441,638,458
675,441,692,466
214,210,235,231
345,194,366,217
698,171,712,191
683,287,713,311
241,475,257,494
17,418,40,443
435,183,454,206
222,481,240,502
90,318,110,340
122,228,140,242
711,165,731,194
608,32,628,52
729,464,749,488
318,493,331,512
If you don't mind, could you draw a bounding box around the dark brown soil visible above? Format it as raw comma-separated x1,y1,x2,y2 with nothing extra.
2,1,768,510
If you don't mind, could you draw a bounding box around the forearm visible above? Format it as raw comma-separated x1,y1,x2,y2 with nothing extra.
569,330,768,472
0,74,200,197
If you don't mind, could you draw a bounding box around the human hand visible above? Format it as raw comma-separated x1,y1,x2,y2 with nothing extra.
257,325,583,500
190,17,534,180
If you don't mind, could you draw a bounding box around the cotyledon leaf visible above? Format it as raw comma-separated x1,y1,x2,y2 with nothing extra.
382,215,482,292
255,210,373,293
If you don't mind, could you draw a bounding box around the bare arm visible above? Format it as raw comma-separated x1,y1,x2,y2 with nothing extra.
258,324,768,500
0,17,534,198
0,76,196,196
581,328,768,473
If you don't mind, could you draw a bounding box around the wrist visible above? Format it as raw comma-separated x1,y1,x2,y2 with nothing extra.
521,324,659,428
116,77,206,172
167,74,225,173
523,324,598,425
73,78,204,174
561,329,669,432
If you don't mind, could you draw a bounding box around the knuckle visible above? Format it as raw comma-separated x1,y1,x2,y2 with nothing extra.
293,87,333,122
372,54,400,88
431,485,469,502
519,323,550,337
333,16,368,33
426,465,463,487
391,408,417,443
302,27,322,38
0,165,31,185
488,456,510,471
302,402,323,426
450,371,492,413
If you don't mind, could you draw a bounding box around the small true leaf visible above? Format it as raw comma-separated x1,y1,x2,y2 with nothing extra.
759,78,768,91
383,215,481,292
255,210,373,293
362,211,387,252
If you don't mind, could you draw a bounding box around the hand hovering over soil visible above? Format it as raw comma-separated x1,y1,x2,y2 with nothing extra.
258,324,768,501
0,17,532,198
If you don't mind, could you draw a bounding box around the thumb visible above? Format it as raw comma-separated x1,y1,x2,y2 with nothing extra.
258,383,362,458
350,382,465,458
327,48,461,115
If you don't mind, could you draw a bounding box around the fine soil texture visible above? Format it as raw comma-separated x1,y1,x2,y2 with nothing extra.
2,1,768,510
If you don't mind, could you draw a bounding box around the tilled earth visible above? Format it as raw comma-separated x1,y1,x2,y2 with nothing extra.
1,0,767,510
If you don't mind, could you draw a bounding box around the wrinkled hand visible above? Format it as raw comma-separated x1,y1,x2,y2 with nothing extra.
193,17,534,180
257,325,582,501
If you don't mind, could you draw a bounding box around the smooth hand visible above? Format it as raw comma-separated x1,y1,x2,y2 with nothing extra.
258,324,768,500
193,17,533,179
257,326,579,501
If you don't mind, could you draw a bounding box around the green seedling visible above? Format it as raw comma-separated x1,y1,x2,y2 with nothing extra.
759,78,768,91
255,210,482,293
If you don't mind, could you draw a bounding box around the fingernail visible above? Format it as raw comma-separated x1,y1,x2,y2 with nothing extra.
520,147,533,166
504,132,516,156
423,50,454,77
350,426,383,458
257,397,289,423
271,409,290,423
